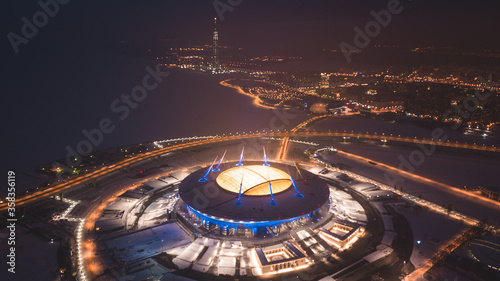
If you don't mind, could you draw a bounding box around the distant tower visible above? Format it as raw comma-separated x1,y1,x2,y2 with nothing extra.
212,17,220,73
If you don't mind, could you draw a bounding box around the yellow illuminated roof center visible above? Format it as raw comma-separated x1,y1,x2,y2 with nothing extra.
216,165,292,196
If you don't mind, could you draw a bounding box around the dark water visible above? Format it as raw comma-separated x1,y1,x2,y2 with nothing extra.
3,51,307,192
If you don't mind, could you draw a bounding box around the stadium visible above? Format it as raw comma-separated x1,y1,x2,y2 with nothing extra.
179,160,330,237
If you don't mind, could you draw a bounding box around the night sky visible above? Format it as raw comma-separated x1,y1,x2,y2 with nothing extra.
3,0,500,57
2,0,500,186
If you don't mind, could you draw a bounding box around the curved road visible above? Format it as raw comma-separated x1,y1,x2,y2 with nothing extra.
1,124,498,212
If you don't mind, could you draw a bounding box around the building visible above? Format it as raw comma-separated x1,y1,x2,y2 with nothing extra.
212,17,220,73
479,186,500,201
320,73,330,88
254,242,310,274
319,219,361,249
179,161,330,237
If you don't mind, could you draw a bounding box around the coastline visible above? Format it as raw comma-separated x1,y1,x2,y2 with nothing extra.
219,79,276,110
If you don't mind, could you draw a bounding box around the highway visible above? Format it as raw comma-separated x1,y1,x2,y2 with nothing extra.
5,113,496,281
277,114,331,160
334,149,500,208
1,125,498,212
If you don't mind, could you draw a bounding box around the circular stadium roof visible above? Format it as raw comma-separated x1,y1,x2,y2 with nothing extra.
179,161,330,221
216,165,292,196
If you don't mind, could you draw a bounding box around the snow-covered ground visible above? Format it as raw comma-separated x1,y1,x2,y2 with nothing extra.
310,115,498,146
318,151,500,225
105,222,192,263
322,140,500,189
0,225,60,281
391,203,468,270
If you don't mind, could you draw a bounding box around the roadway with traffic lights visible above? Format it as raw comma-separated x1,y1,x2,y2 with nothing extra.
1,115,498,213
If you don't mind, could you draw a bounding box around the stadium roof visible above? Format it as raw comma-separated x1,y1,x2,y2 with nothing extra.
216,165,291,196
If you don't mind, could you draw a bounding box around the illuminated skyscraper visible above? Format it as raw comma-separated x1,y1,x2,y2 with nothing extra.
212,17,220,73
320,73,330,88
